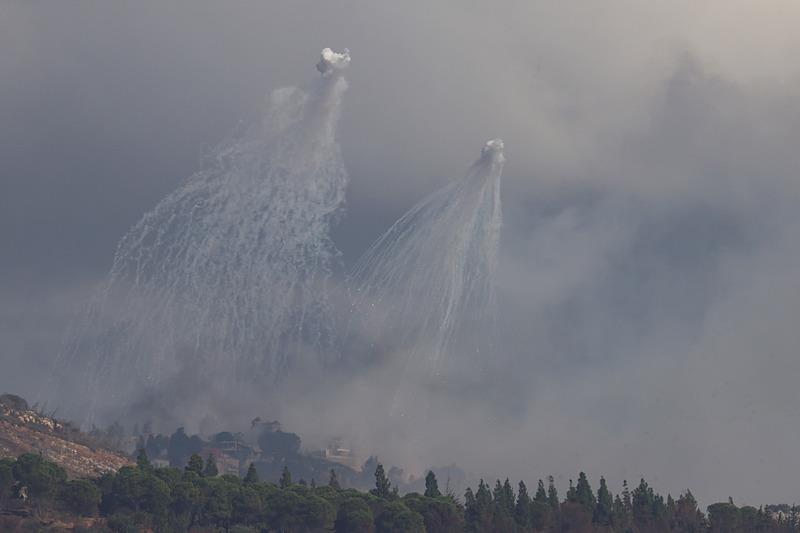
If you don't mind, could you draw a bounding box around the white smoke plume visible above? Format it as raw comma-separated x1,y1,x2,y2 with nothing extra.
51,49,352,428
347,139,504,417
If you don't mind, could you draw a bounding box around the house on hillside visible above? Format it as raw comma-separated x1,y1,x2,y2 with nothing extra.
311,439,361,471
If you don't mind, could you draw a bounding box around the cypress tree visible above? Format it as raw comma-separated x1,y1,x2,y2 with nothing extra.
594,476,614,526
622,480,632,515
424,470,441,498
534,479,548,503
613,494,628,530
475,479,493,523
632,478,658,528
566,479,577,503
575,472,595,508
279,465,292,489
136,448,151,471
515,480,533,528
464,480,493,533
243,463,259,484
328,468,341,490
464,487,479,533
501,478,515,514
621,480,633,531
371,463,391,499
547,475,559,510
492,479,505,507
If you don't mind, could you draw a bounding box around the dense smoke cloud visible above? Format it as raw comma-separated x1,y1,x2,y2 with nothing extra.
2,1,800,506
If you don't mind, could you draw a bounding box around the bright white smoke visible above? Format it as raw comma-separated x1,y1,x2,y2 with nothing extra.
54,49,351,426
316,48,351,76
349,139,504,402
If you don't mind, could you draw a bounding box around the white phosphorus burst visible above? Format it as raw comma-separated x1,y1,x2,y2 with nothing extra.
349,139,504,381
54,49,351,424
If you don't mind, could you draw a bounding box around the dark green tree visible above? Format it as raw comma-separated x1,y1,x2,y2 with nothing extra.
493,478,515,515
135,448,151,471
534,479,548,503
104,465,170,517
424,470,441,498
335,497,375,533
61,479,101,516
613,494,630,532
594,476,614,526
547,475,559,510
404,492,464,533
622,479,632,515
169,481,201,529
502,479,515,512
708,502,740,533
464,487,478,532
264,489,303,531
575,472,595,508
243,463,259,484
672,490,705,532
328,468,341,490
739,505,760,533
371,463,391,499
375,501,425,533
491,479,515,531
168,427,203,467
631,478,668,530
279,465,292,489
258,430,301,460
0,458,13,500
566,479,577,503
531,498,552,531
754,506,775,532
201,479,234,529
185,453,203,476
203,455,218,477
12,452,67,501
514,480,533,529
300,494,335,530
466,480,493,532
231,485,262,528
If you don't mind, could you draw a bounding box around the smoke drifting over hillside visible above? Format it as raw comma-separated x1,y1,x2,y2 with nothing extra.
2,1,800,506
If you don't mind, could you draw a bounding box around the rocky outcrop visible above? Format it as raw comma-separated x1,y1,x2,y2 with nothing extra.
0,397,131,478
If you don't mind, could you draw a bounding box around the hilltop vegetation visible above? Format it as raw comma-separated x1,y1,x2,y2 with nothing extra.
1,450,799,532
1,394,796,532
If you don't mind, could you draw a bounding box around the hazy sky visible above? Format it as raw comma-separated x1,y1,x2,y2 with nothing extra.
2,1,800,505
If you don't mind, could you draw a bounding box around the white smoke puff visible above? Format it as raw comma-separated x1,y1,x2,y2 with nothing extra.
481,138,505,163
316,48,351,76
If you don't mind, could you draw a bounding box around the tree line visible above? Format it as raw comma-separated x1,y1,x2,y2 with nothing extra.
0,450,798,532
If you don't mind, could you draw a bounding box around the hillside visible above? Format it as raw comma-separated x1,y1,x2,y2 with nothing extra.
0,394,130,478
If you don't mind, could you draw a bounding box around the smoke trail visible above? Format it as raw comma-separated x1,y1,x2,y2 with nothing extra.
349,140,504,386
52,49,351,426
